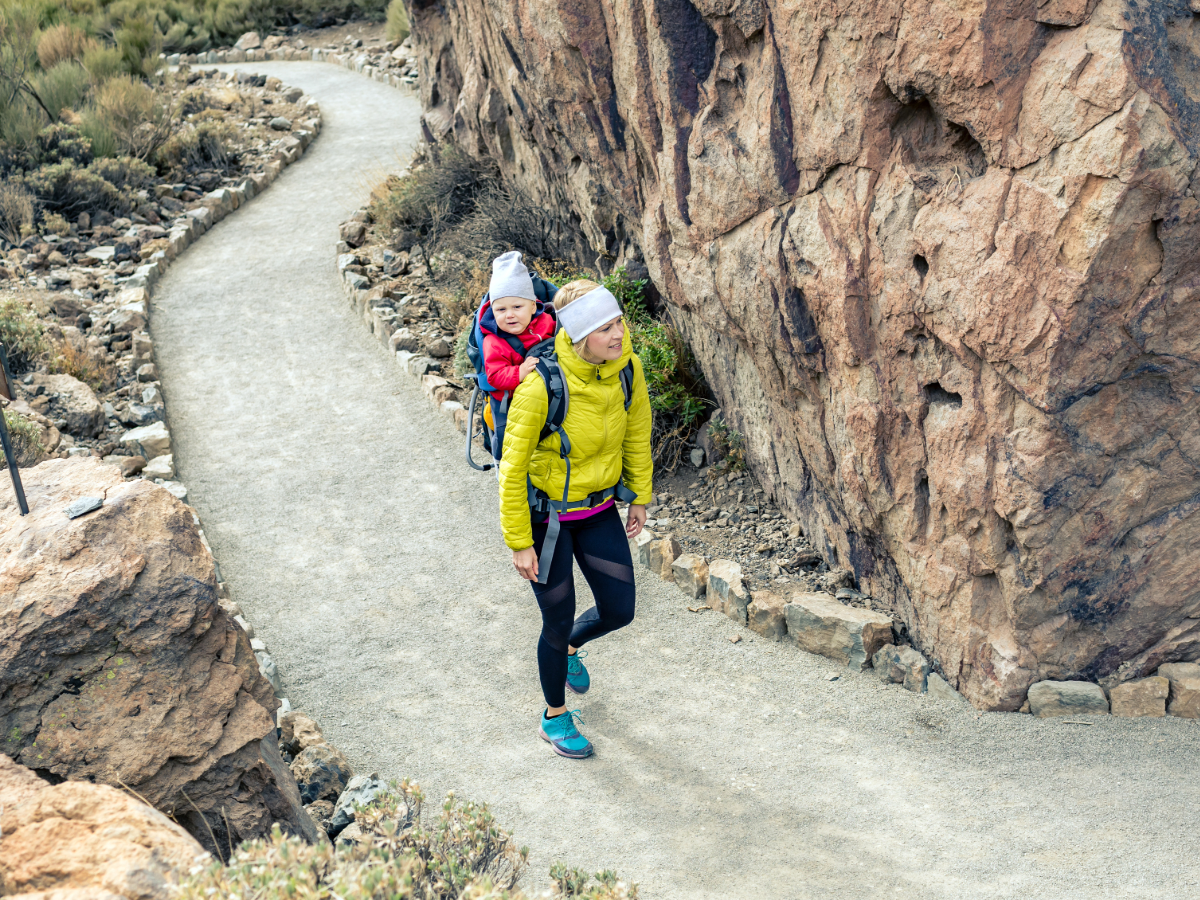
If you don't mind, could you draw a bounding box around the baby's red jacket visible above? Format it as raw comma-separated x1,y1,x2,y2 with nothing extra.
481,310,557,399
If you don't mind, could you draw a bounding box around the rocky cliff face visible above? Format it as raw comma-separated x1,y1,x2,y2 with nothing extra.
0,459,323,856
409,0,1200,707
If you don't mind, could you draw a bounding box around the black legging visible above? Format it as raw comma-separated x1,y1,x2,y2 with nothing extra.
530,504,636,708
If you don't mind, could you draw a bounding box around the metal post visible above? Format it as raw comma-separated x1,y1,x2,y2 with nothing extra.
0,343,29,515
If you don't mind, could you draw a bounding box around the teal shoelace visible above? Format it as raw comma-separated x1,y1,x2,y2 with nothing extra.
567,649,588,674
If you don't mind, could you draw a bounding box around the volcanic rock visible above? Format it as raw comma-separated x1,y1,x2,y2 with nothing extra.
410,0,1200,710
0,458,323,859
0,753,204,899
24,373,104,438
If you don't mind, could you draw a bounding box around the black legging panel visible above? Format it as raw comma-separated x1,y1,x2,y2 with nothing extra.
529,504,636,708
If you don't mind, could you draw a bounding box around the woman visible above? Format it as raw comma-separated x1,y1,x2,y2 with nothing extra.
499,278,653,759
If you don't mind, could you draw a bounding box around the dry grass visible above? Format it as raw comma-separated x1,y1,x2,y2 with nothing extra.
37,23,96,70
49,338,115,392
2,408,45,466
0,183,35,246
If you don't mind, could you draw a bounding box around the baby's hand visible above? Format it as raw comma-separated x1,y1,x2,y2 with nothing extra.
518,357,539,379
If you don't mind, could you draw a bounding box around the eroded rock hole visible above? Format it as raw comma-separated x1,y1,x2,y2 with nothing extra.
913,254,929,280
924,382,962,408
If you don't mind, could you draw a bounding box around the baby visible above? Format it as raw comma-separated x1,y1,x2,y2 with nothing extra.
479,250,557,400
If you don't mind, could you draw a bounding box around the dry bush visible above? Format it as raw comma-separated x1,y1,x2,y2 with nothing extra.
92,75,174,160
156,118,237,173
50,338,115,392
442,184,578,263
37,23,95,69
0,182,35,245
386,0,410,40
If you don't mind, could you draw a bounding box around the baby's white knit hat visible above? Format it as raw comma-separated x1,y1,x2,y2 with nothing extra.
489,250,536,301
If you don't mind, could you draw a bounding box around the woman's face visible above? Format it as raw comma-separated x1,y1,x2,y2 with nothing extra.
581,316,625,363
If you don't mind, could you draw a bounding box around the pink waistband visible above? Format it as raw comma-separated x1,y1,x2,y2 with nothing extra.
558,498,615,522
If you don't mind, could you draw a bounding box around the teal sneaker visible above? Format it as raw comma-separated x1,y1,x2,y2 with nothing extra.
539,709,594,759
566,650,590,695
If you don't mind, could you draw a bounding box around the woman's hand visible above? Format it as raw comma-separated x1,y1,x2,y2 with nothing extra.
625,504,647,538
513,546,539,581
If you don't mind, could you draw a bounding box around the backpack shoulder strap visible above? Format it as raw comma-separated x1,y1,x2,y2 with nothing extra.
535,356,568,441
619,360,635,411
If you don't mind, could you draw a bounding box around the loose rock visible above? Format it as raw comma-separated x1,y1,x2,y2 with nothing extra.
1027,681,1110,718
747,589,787,642
291,743,353,805
872,644,931,693
1108,677,1169,718
1156,663,1200,719
671,552,709,599
784,591,893,671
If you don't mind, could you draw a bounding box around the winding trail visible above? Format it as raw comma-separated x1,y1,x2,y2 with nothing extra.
151,63,1199,899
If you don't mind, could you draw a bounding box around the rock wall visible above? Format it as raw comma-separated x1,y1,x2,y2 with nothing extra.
409,0,1200,707
0,459,323,856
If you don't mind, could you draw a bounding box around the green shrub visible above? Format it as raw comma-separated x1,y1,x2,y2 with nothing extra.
80,44,124,82
176,783,529,900
0,298,47,373
35,122,93,166
91,74,173,160
386,0,409,40
2,409,45,467
706,417,745,471
113,15,161,78
89,154,155,189
76,106,118,157
19,158,128,217
551,864,638,899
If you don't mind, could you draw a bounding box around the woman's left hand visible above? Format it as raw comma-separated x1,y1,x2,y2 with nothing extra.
625,504,647,538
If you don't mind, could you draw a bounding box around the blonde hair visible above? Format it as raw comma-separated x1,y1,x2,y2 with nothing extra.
555,279,603,354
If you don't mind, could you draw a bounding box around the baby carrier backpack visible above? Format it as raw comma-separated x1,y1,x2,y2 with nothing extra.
463,274,637,582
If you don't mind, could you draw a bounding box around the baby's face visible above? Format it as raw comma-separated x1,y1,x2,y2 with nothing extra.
492,296,536,335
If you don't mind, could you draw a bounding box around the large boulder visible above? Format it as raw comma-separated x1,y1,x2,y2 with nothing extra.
0,458,323,858
0,753,204,899
411,0,1200,709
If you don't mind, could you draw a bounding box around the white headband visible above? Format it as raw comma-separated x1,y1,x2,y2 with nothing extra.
558,287,622,341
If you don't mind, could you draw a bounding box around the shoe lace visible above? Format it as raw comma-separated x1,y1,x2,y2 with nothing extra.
564,709,585,735
567,650,587,673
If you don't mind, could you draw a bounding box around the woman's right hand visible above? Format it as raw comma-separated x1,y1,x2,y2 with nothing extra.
513,547,539,581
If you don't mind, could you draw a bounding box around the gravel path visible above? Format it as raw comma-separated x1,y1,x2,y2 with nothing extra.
151,62,1200,899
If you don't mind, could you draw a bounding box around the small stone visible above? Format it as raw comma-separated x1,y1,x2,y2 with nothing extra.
390,328,419,352
233,615,254,638
136,363,158,382
269,116,293,131
646,535,681,581
631,528,657,567
784,591,893,671
328,775,389,837
926,672,970,705
1027,681,1110,718
1108,677,1169,718
142,454,175,480
121,421,170,459
290,743,353,805
279,711,326,756
707,558,749,624
1157,663,1200,718
142,385,163,405
234,31,261,50
156,480,188,502
747,589,787,641
872,644,930,693
690,447,705,467
103,454,146,477
65,496,103,519
671,553,709,598
256,650,282,696
426,336,452,358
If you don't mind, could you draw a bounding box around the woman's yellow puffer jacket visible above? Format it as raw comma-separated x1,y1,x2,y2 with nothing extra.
499,326,653,550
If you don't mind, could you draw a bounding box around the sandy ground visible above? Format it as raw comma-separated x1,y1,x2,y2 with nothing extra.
150,61,1200,899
